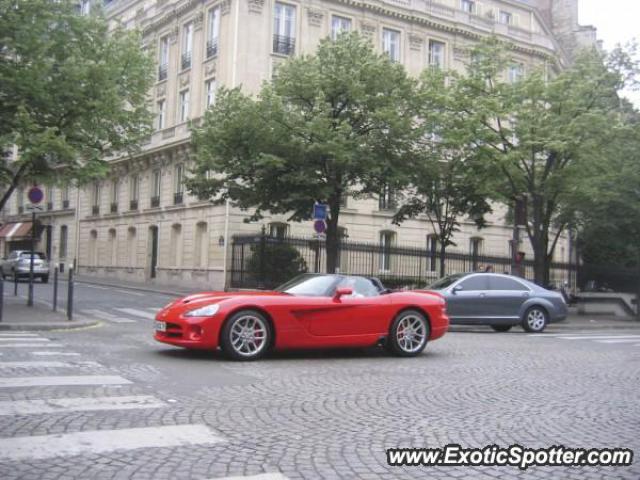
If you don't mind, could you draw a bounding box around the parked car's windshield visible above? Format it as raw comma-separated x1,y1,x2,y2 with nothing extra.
428,273,466,290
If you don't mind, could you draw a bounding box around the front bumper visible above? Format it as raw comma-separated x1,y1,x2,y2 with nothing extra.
154,314,223,350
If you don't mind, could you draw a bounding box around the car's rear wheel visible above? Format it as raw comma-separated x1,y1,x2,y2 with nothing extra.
522,306,548,333
220,310,271,361
491,325,512,332
387,309,430,357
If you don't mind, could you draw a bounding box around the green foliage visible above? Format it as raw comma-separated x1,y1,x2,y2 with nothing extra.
247,241,308,288
189,33,418,272
0,0,154,208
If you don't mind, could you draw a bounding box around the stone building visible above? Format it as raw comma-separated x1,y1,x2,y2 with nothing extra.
0,0,598,289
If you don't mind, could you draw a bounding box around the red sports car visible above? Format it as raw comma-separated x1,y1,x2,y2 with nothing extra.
154,274,449,360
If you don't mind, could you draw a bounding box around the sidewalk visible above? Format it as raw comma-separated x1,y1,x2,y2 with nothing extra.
73,274,193,297
0,295,100,331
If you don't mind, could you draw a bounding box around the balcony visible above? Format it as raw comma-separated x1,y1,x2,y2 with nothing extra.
206,40,218,59
273,35,295,56
110,202,118,213
181,52,192,70
129,199,138,211
173,192,184,205
62,200,70,209
158,64,168,81
46,202,53,211
18,206,24,214
91,205,100,215
150,196,160,208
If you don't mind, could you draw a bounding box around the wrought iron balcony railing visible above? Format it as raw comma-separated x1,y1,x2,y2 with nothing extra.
273,35,295,56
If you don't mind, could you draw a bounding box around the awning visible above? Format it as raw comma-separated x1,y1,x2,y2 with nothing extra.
0,222,34,241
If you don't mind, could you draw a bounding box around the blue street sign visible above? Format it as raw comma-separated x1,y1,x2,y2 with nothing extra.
313,220,326,234
313,203,327,220
27,186,43,204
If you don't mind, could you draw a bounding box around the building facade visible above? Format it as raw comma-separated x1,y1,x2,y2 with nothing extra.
0,0,597,289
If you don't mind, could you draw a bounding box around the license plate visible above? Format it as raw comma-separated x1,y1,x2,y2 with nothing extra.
155,321,166,332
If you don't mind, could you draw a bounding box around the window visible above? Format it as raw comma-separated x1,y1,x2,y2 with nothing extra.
92,181,100,215
130,174,139,210
379,231,395,272
178,90,189,122
158,36,169,81
89,230,98,265
499,11,513,25
427,235,438,272
205,79,216,108
461,0,476,13
378,185,396,210
194,222,208,268
151,169,161,207
62,185,70,209
458,275,489,291
157,100,165,130
170,224,182,266
331,16,352,40
46,185,54,210
80,0,90,16
489,276,529,291
207,7,220,58
508,64,524,83
428,40,445,69
273,2,296,55
269,222,289,239
127,227,137,267
382,29,400,63
174,164,184,204
110,180,118,213
470,237,483,271
59,225,68,259
17,186,24,214
181,22,193,70
108,228,117,266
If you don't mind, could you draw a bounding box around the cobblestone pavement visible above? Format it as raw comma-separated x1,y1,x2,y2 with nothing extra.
0,306,638,480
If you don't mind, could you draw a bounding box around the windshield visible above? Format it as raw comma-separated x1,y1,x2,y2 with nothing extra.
276,274,341,297
428,273,466,290
19,252,46,260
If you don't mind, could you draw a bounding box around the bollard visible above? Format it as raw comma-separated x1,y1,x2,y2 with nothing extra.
53,268,58,312
14,272,18,296
0,275,3,322
66,267,74,321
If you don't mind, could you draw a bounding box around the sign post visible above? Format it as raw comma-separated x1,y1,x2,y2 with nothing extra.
26,186,43,307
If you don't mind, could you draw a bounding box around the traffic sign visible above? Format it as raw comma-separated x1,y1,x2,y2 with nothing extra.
313,220,326,234
27,186,43,204
313,203,327,221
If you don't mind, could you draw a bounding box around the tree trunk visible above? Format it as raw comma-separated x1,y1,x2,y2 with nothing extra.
325,200,340,274
0,163,30,212
439,242,447,278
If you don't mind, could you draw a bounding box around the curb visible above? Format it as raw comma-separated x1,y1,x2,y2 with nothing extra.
0,319,101,331
72,278,188,297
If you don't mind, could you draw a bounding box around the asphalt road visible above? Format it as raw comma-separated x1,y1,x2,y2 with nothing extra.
1,281,639,479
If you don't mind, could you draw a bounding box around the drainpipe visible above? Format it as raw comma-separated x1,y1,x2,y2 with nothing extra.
73,183,81,273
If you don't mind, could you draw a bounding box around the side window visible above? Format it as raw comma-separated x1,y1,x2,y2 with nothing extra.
489,276,529,291
458,275,489,291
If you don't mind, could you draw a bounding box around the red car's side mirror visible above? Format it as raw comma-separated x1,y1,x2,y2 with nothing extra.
333,287,353,301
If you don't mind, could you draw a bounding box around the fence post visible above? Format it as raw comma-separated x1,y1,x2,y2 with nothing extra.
0,275,3,322
259,231,266,288
52,268,58,312
66,267,74,321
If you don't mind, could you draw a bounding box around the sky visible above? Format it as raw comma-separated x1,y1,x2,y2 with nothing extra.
579,0,639,107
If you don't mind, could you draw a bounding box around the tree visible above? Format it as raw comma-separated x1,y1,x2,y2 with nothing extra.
0,0,154,210
189,33,417,273
393,69,493,276
445,38,632,284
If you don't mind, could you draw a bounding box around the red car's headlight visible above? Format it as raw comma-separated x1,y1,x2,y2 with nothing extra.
184,304,220,317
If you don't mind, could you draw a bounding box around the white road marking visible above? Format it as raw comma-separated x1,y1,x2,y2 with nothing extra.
0,361,71,369
595,339,640,344
82,284,111,291
555,335,640,340
0,333,41,337
0,424,224,461
208,474,290,480
0,375,132,388
32,352,81,356
0,338,50,342
115,308,156,320
0,395,166,416
114,289,145,297
81,309,135,324
0,343,63,348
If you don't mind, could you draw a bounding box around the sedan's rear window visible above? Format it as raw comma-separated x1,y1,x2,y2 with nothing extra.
489,276,529,291
19,252,45,260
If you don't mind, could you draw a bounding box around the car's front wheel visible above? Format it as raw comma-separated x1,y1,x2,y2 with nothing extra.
491,325,512,332
522,306,548,333
220,310,272,361
387,309,430,357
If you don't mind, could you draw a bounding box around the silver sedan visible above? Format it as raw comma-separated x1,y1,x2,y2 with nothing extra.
428,273,568,333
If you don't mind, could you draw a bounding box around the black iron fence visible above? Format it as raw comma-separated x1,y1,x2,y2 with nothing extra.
230,233,577,290
577,264,640,294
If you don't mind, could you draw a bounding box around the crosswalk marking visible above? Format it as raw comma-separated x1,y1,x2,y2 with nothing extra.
0,338,50,342
595,338,640,344
0,361,71,369
0,375,132,388
533,333,640,348
0,333,41,337
32,352,81,356
554,335,640,340
0,395,166,416
81,309,136,324
115,308,157,320
0,343,63,348
0,424,225,461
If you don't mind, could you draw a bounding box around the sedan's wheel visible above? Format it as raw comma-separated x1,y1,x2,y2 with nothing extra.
522,306,548,333
221,310,271,361
387,310,430,357
491,325,513,332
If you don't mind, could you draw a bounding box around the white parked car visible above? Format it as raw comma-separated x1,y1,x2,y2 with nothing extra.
0,250,50,283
